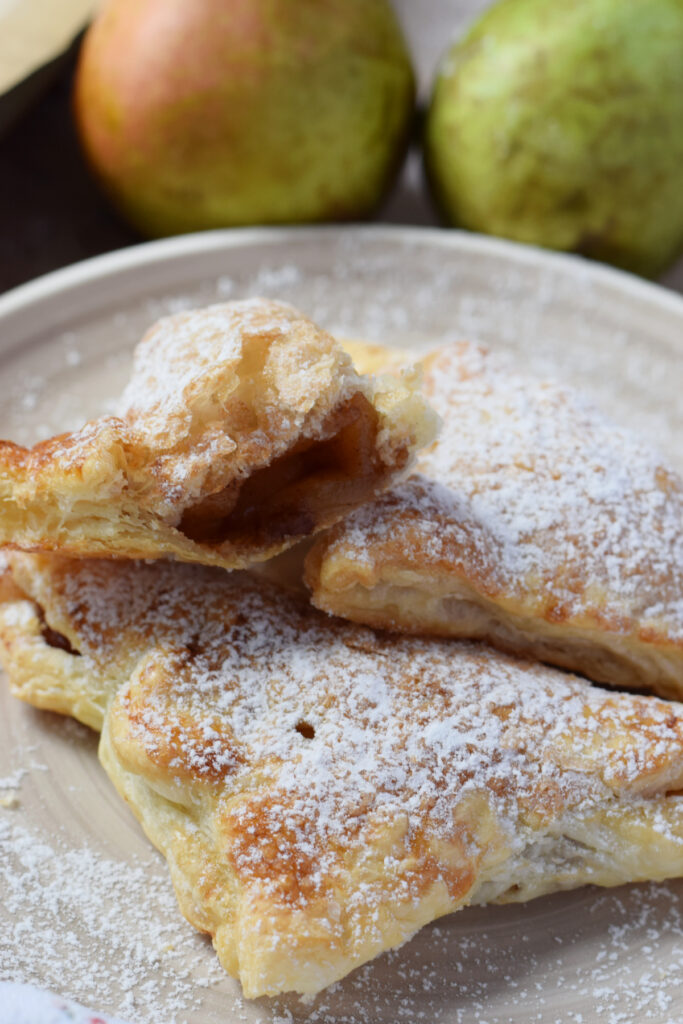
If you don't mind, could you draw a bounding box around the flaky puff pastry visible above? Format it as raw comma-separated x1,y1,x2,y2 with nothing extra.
3,553,683,997
308,341,683,698
0,300,435,568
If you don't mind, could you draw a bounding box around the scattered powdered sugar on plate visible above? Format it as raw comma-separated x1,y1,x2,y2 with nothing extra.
4,767,680,1024
0,767,28,791
248,881,683,1024
0,809,227,1024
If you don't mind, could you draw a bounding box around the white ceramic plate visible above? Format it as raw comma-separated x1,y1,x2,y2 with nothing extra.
1,226,682,1024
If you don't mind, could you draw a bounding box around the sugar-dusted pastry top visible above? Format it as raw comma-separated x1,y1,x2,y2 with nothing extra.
308,341,683,696
0,300,435,568
2,554,683,997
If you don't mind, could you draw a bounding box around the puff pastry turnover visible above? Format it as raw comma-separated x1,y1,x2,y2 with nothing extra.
0,300,435,568
308,341,683,698
3,553,683,997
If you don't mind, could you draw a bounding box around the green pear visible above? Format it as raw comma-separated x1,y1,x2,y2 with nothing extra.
424,0,683,277
74,0,415,236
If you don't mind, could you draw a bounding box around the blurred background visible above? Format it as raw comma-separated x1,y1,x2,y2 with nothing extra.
1,0,682,295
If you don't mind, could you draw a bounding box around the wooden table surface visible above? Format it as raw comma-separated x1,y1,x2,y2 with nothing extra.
1,4,682,299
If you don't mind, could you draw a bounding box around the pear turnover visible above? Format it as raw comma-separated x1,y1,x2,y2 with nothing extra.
308,341,683,698
3,557,683,995
0,300,435,569
2,553,683,998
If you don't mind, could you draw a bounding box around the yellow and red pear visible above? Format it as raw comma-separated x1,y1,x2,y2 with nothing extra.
74,0,415,236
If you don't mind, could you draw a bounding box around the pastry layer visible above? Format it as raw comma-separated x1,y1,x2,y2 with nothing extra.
309,341,683,696
0,300,435,568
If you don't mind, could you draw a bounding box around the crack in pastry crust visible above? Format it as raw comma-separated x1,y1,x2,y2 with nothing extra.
2,554,683,997
0,300,435,568
308,341,683,696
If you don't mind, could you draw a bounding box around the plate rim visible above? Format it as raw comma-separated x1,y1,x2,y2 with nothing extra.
2,224,683,331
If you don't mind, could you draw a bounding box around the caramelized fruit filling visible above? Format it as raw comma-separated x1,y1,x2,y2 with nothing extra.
179,394,390,547
36,605,81,656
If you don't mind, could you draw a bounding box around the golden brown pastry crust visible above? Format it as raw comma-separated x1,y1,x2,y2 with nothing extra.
308,341,683,697
0,300,435,568
3,553,683,997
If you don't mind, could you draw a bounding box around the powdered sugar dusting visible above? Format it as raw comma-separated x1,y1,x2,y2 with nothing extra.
119,299,296,425
2,759,683,1024
16,560,679,998
423,343,683,634
48,559,682,804
5,296,427,542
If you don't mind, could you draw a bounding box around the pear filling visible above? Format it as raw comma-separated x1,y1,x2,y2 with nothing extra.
178,394,388,548
36,605,82,657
